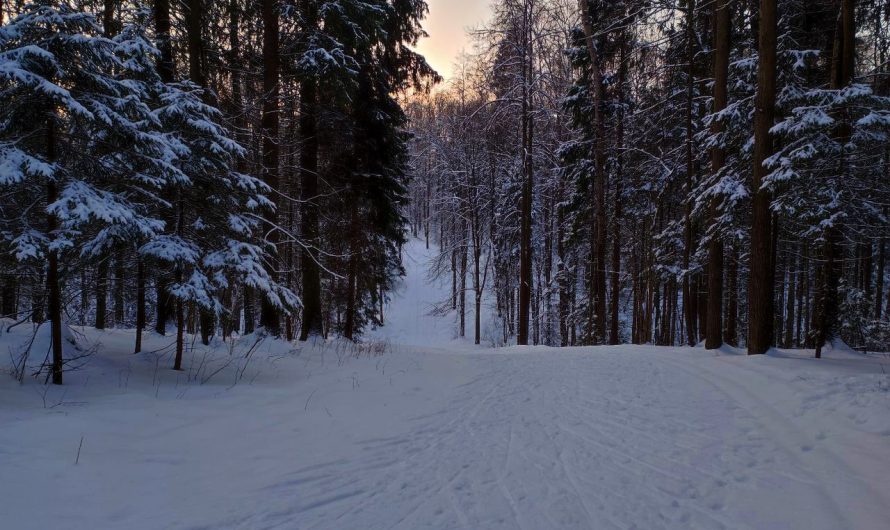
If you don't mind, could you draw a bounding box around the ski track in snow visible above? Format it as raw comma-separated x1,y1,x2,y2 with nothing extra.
1,240,889,529
237,351,887,530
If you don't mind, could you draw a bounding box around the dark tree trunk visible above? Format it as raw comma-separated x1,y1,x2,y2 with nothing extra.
114,251,125,326
185,0,214,345
451,243,457,310
816,0,855,358
706,0,730,350
155,281,169,335
153,0,174,337
200,311,214,345
876,238,885,320
748,0,778,355
785,246,796,348
344,205,359,341
135,260,145,353
726,244,738,346
459,230,467,338
154,0,174,83
517,0,534,345
609,191,621,345
773,219,782,346
299,6,323,341
95,260,108,330
46,118,63,385
228,0,252,338
796,245,806,347
243,288,255,334
103,0,117,37
259,0,281,335
683,0,698,347
579,0,607,343
557,207,569,346
174,298,185,370
609,32,627,346
474,238,482,345
185,0,205,89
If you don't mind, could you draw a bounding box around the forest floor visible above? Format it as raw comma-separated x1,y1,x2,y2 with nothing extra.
1,241,889,529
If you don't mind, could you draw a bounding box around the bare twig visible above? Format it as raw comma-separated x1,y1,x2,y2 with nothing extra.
75,436,84,465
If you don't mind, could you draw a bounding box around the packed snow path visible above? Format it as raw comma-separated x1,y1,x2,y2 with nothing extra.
3,343,888,529
0,340,890,530
231,350,890,530
1,240,888,529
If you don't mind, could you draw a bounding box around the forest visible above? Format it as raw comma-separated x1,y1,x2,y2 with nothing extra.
2,2,890,528
1,0,889,387
408,0,890,355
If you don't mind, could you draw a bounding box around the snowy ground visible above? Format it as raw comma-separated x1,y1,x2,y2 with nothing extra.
2,242,889,529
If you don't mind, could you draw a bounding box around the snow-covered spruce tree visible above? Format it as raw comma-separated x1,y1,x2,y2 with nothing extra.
0,2,297,381
337,0,437,340
766,6,890,354
693,2,759,348
559,26,603,346
0,1,175,383
279,0,436,340
145,67,299,370
286,0,366,341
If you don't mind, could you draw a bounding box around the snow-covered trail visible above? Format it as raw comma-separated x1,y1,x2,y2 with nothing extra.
4,342,888,530
2,240,889,529
230,347,889,530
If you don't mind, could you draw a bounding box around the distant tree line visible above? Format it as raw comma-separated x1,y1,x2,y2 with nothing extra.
408,0,890,353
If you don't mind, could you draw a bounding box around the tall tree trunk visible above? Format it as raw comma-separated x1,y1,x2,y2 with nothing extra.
609,31,628,346
95,260,108,329
243,288,255,334
259,0,281,335
103,0,116,37
459,229,467,338
876,238,885,320
775,236,786,346
46,117,63,385
579,0,608,343
706,0,730,350
173,298,185,370
154,0,174,336
557,207,569,346
817,0,855,358
299,2,323,340
228,0,253,337
135,260,145,353
785,246,796,348
795,246,806,346
114,251,124,326
186,0,205,89
200,311,214,345
683,0,698,347
344,204,359,341
748,0,778,355
517,0,534,345
187,0,213,346
725,244,738,346
155,0,174,83
474,235,483,346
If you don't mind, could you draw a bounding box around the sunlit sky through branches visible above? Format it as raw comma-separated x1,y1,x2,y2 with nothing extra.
415,0,493,82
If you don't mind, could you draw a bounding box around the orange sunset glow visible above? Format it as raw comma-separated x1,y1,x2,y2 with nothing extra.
415,0,493,81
